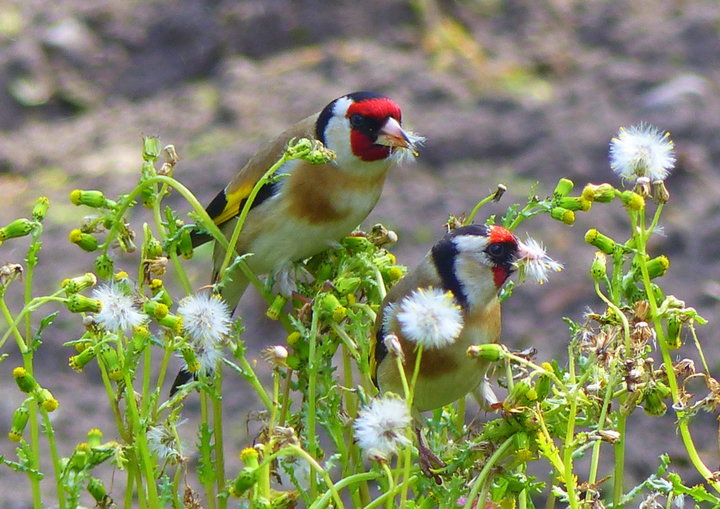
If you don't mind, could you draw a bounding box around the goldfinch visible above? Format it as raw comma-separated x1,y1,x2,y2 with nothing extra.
372,224,519,474
171,92,421,395
194,91,423,309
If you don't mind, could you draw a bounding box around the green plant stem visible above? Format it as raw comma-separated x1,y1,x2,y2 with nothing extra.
39,407,65,509
271,445,344,509
465,190,504,225
636,252,720,493
586,365,619,497
199,392,217,509
613,412,627,505
151,200,192,294
463,436,514,509
309,471,380,509
307,308,321,501
0,299,42,508
122,373,160,505
213,369,226,509
382,462,396,509
362,475,418,509
593,280,632,505
400,345,424,507
222,356,274,411
561,346,580,509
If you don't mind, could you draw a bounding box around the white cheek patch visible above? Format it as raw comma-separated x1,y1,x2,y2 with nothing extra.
454,255,497,310
322,96,354,163
452,234,489,254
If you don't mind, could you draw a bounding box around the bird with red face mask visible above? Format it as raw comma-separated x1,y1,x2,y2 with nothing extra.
171,92,423,395
372,224,520,476
194,91,423,309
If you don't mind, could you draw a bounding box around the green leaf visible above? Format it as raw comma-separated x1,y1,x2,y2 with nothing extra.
197,423,216,484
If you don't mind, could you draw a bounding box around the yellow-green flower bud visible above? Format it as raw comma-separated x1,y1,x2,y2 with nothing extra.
149,278,171,301
8,406,29,442
317,293,346,322
87,477,108,503
335,276,361,295
100,347,123,381
95,254,114,280
553,178,574,198
132,325,152,350
178,228,193,259
534,374,551,400
69,346,97,372
582,183,615,203
143,136,162,161
666,316,682,349
620,190,645,211
69,229,99,252
240,446,259,467
652,180,670,204
69,190,117,209
141,183,156,209
286,331,301,347
87,428,103,448
0,218,34,241
66,294,102,313
143,301,169,319
584,229,617,255
646,255,669,279
13,367,39,394
284,137,313,158
266,295,287,321
466,343,504,362
343,235,373,252
305,141,336,165
38,389,59,412
158,313,182,333
32,196,50,222
62,272,98,294
506,380,531,404
144,228,163,259
642,382,670,416
557,196,592,212
229,467,258,498
550,207,575,225
181,345,201,374
384,266,405,282
590,251,607,280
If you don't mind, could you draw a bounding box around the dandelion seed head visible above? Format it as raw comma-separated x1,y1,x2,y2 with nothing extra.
515,237,564,284
353,397,412,461
147,421,184,464
394,287,463,349
92,283,146,332
178,293,232,345
609,123,675,182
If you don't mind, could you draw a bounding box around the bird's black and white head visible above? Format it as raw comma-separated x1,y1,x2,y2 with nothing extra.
431,224,519,310
315,91,423,171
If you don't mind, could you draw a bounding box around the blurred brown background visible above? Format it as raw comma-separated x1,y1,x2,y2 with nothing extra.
1,1,720,507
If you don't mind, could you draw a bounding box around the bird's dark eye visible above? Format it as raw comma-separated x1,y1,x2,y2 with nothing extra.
486,242,517,266
349,114,364,129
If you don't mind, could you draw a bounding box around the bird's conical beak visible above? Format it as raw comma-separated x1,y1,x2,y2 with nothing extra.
375,117,412,149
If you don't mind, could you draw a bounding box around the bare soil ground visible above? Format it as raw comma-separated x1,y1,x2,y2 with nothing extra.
1,1,720,507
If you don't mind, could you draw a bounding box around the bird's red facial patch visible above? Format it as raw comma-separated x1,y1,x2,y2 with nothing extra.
488,225,516,245
347,98,403,162
492,266,511,288
347,97,402,124
488,225,518,288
